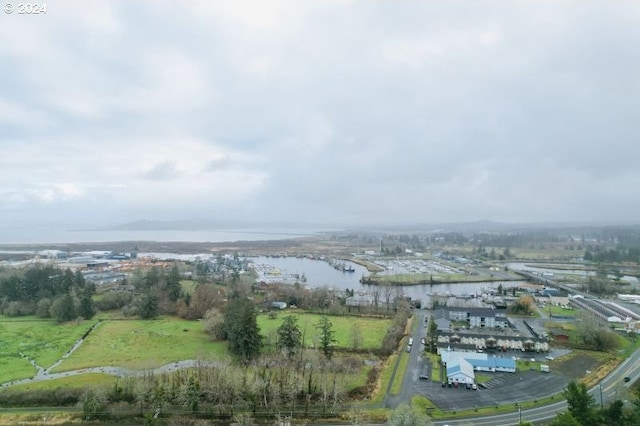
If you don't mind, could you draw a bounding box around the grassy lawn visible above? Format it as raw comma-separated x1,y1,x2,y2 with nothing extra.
371,273,493,285
1,373,116,393
475,374,492,384
370,354,397,405
621,333,640,358
257,312,391,350
429,392,563,420
180,279,198,295
425,353,441,382
510,246,578,261
342,363,373,391
390,352,410,395
412,395,440,416
50,317,227,372
516,358,541,372
0,317,95,383
544,305,576,317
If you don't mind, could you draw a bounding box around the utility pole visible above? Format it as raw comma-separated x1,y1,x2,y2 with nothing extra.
599,383,604,409
516,400,522,424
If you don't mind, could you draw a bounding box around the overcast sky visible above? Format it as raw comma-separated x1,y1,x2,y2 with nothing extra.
2,0,640,233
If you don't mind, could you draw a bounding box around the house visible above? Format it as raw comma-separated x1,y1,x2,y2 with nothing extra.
433,309,452,332
447,308,509,329
436,332,549,353
441,349,516,382
435,317,452,333
446,359,475,385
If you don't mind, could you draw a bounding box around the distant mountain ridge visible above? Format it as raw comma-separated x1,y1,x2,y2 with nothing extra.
105,219,640,234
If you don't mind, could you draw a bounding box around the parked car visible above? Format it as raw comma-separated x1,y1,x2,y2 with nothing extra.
472,383,478,390
478,383,487,389
419,374,429,380
442,382,446,387
624,377,631,382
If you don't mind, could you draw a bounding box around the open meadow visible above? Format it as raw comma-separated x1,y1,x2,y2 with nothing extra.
257,311,391,350
1,310,391,389
0,317,93,383
50,317,228,372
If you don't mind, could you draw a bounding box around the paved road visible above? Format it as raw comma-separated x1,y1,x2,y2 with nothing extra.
386,309,428,408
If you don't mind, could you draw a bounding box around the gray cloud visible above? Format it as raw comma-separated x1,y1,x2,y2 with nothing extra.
1,0,639,233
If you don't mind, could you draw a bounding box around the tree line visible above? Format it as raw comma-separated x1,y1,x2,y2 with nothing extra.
0,264,95,322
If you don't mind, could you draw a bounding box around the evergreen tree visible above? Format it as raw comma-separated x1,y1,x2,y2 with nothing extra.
74,269,86,290
316,316,336,360
143,267,160,291
137,293,158,319
224,297,263,364
78,294,96,319
601,399,625,426
549,411,581,426
277,315,302,359
166,264,182,302
427,315,438,346
562,380,596,426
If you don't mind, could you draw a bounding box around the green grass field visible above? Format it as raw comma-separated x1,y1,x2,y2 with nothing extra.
180,279,198,295
370,273,492,285
50,317,228,373
0,317,95,383
2,311,389,388
390,352,410,395
3,373,116,392
258,312,391,350
544,305,576,317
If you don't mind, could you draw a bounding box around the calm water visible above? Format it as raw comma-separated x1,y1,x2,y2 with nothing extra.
247,256,524,306
0,227,329,245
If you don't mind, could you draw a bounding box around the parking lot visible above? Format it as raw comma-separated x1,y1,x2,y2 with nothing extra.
412,369,570,412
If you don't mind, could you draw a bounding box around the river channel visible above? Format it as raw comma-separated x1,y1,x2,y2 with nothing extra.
247,256,524,307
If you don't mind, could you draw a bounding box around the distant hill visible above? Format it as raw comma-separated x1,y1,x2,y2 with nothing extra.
106,219,640,234
345,220,640,234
